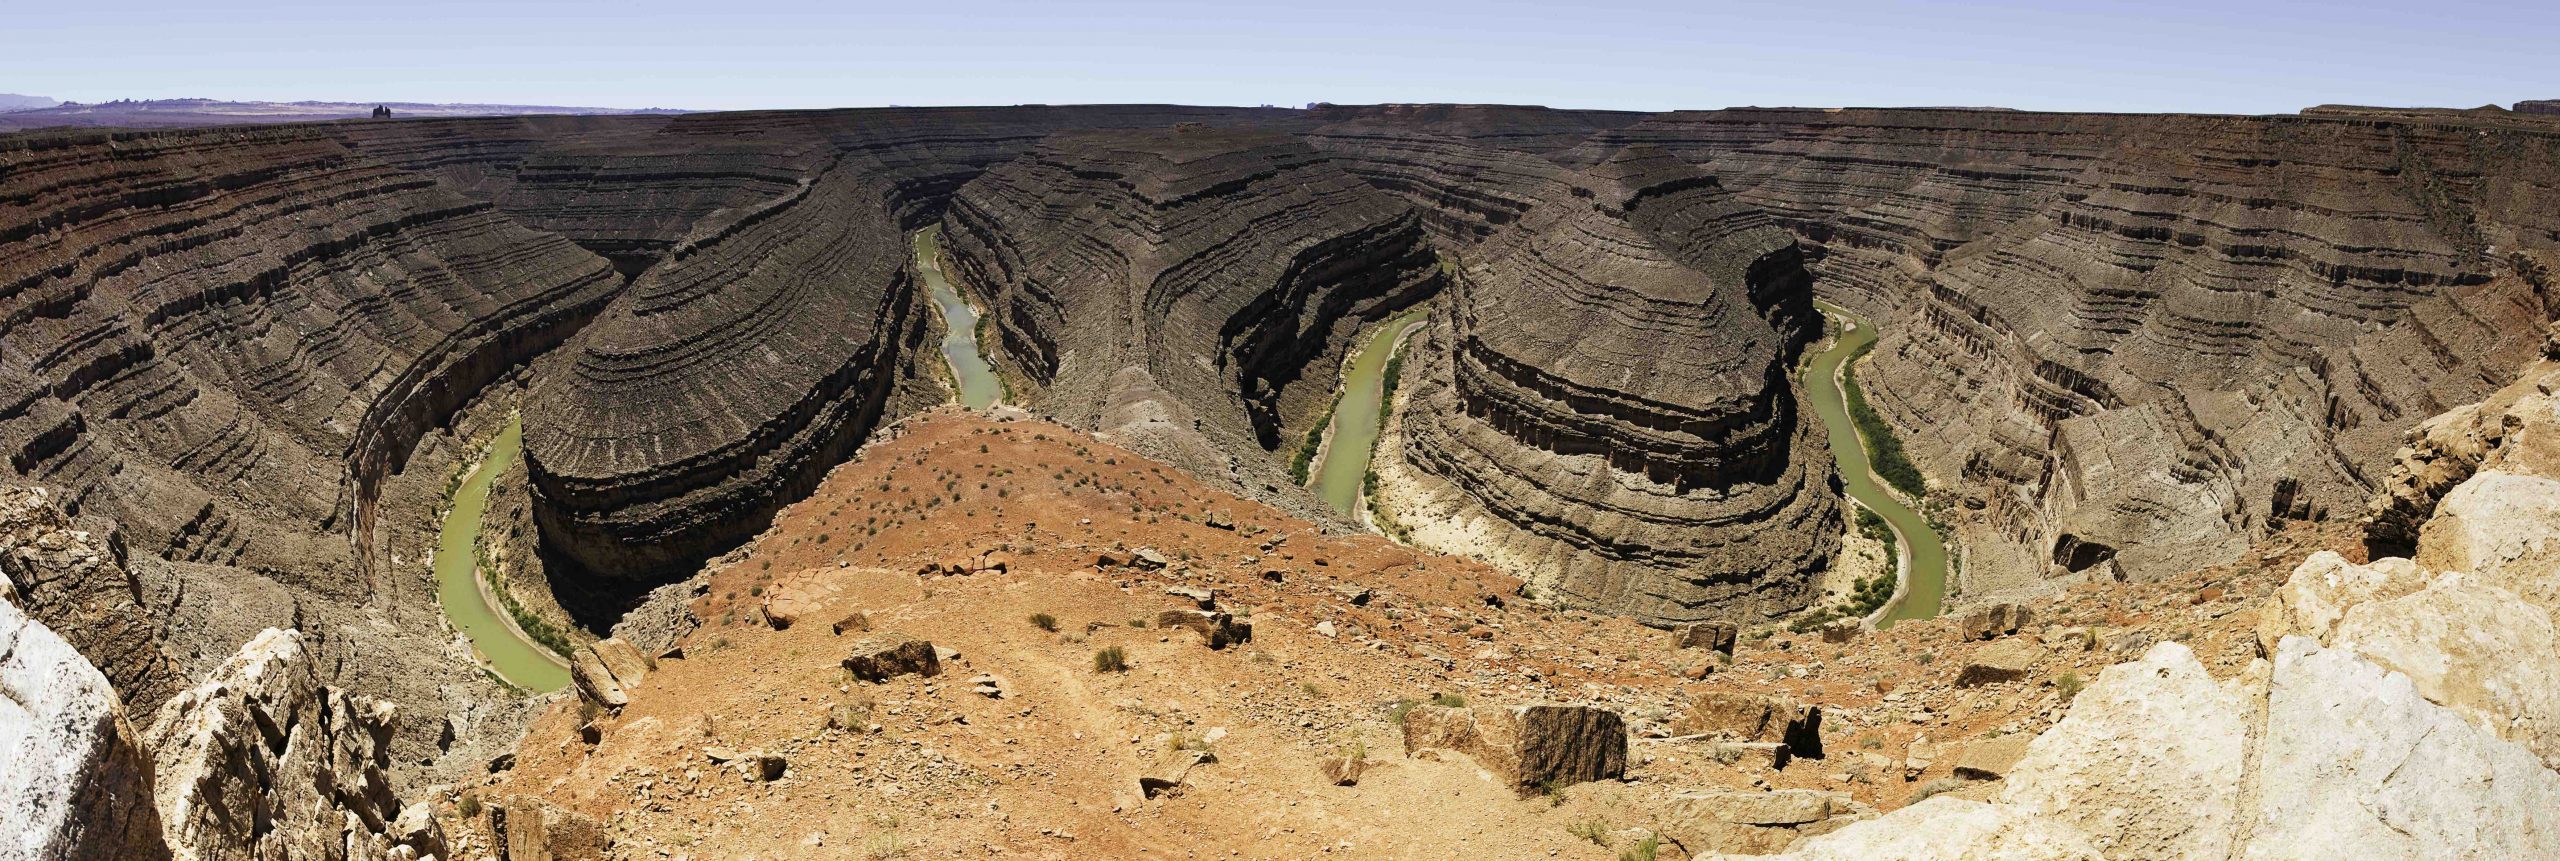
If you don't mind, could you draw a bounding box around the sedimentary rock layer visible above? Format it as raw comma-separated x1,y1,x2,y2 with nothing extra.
524,159,930,589
1309,124,1838,624
939,127,1442,503
1583,108,2560,594
0,124,621,590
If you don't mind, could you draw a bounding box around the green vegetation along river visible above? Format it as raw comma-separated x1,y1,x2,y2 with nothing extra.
915,228,1002,409
1804,300,1947,626
1310,309,1429,515
434,415,571,691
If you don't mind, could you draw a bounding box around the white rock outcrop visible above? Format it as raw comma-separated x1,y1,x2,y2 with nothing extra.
1,595,166,861
145,628,447,861
2000,642,2250,860
1722,462,2560,859
2243,636,2560,860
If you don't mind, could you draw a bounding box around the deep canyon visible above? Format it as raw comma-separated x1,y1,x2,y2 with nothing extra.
7,100,2560,860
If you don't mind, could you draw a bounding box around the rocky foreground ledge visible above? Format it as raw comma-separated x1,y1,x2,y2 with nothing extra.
5,608,448,860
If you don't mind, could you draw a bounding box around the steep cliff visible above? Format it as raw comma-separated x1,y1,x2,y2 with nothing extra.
939,127,1442,508
1309,123,1839,624
524,160,933,602
1582,109,2560,595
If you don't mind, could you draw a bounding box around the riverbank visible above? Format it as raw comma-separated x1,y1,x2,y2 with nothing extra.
1307,309,1430,516
914,227,1003,409
1804,300,1948,628
433,414,571,692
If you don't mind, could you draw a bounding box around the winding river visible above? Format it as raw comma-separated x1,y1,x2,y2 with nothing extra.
915,228,1002,409
1310,309,1429,515
1804,300,1947,627
433,414,571,691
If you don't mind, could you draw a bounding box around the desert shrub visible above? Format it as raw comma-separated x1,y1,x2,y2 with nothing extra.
1093,646,1130,673
1029,612,1059,632
1568,817,1611,846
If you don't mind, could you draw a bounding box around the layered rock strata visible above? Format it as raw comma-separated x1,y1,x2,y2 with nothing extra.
0,123,620,587
1581,109,2560,595
524,160,933,595
1309,124,1837,624
1730,365,2560,860
939,127,1442,507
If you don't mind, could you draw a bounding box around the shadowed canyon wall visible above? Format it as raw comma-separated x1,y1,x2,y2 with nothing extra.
8,107,2559,814
1577,107,2560,594
937,127,1443,512
1306,116,1840,623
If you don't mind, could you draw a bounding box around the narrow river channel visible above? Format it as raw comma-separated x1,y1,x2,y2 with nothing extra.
434,414,571,691
1804,300,1947,626
1310,309,1429,516
915,228,1002,409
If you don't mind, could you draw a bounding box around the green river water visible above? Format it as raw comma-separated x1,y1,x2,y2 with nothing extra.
1804,300,1947,626
915,228,1002,409
1311,310,1429,515
433,415,570,692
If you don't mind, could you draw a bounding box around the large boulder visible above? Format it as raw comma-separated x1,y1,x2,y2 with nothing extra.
1402,704,1626,795
1673,621,1740,655
1674,691,1822,756
1723,796,2104,860
496,797,610,861
842,636,941,683
1657,789,1871,855
569,637,653,710
2329,573,2560,768
144,628,447,861
2415,471,2560,609
1998,642,2249,860
2255,551,2427,651
1,595,168,861
1959,603,2034,641
1954,639,2044,687
2242,637,2560,859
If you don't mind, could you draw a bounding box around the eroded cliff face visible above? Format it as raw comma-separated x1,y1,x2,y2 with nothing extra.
1309,122,1839,624
0,125,619,779
1580,109,2560,596
939,127,1443,508
1732,361,2560,861
522,161,936,601
0,124,621,585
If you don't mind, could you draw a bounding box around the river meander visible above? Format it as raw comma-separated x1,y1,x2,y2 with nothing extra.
915,227,1001,409
1310,309,1429,516
1804,300,1948,626
433,414,571,691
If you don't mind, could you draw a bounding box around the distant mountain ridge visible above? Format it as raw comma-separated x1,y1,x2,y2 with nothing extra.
0,93,60,111
0,97,685,131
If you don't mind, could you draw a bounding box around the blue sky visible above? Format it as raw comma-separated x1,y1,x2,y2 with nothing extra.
4,0,2554,114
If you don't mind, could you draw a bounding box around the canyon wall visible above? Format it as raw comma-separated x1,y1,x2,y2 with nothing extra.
939,127,1442,508
1308,120,1840,624
1583,108,2560,595
522,159,934,597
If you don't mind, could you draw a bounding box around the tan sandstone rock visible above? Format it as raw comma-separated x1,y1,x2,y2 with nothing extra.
1955,639,2044,687
842,636,941,683
1401,704,1627,795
